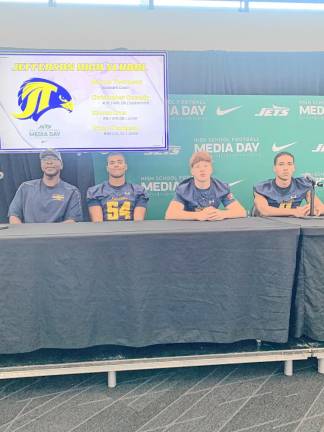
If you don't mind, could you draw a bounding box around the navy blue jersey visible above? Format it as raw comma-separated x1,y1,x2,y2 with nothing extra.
87,181,149,221
8,179,82,223
254,177,312,209
173,177,235,211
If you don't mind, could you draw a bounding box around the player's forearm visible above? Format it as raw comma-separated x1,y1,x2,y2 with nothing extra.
317,204,324,216
9,215,22,224
88,207,104,222
133,207,146,221
90,215,104,222
222,206,247,219
255,205,295,217
313,197,324,215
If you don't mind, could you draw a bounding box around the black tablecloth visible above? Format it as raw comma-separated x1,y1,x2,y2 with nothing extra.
268,217,324,340
0,219,299,354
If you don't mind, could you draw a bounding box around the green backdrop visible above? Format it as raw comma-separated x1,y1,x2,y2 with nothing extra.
93,95,324,219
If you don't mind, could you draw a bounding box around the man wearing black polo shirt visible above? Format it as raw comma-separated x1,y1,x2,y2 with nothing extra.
8,149,82,223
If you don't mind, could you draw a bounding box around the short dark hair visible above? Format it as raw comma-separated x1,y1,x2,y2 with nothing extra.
273,152,294,165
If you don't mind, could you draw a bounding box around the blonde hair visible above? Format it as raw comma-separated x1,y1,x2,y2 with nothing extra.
189,151,212,168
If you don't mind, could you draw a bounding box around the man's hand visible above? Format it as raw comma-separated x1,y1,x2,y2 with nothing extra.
9,215,22,224
314,205,324,216
293,204,310,217
195,207,225,221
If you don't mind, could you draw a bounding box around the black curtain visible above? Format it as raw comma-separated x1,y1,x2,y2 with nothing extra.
167,51,324,95
2,50,324,222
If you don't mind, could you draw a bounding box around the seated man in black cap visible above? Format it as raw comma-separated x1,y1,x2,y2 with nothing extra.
8,149,82,223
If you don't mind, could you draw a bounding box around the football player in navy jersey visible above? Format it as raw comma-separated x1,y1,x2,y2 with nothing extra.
254,151,324,217
87,153,149,222
165,151,246,221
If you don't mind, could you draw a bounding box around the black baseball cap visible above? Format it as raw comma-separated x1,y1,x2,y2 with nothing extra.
39,149,62,162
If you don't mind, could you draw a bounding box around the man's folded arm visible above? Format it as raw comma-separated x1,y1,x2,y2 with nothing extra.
254,192,309,217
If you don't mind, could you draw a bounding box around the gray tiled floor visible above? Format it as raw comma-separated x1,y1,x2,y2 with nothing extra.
0,360,323,432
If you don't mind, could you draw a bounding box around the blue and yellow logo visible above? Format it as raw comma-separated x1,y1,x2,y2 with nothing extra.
13,78,74,122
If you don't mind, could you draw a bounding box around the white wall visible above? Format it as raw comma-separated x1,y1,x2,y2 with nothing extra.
0,3,323,51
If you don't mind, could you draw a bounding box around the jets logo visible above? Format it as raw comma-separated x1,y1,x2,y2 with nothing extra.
13,78,74,121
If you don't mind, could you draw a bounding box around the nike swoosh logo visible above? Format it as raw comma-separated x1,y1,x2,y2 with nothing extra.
272,142,297,152
229,180,244,187
216,106,242,116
